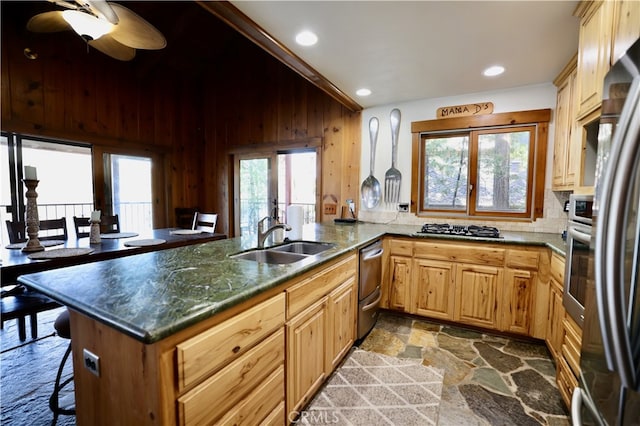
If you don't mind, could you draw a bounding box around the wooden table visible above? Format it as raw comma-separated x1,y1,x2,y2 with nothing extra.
1,228,226,284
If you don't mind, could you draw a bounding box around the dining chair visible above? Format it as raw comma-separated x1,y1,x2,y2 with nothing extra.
38,218,68,241
175,207,198,229
1,217,68,341
5,220,26,243
192,212,217,233
100,214,120,234
73,216,91,238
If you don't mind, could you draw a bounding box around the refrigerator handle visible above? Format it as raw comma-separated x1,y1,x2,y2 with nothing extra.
571,387,604,426
595,75,640,390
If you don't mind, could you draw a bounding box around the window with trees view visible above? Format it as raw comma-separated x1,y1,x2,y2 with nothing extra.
412,109,550,220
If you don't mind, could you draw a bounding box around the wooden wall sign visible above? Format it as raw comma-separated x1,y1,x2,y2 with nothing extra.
436,102,494,119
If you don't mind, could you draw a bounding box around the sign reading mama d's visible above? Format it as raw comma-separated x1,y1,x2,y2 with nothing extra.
436,102,494,119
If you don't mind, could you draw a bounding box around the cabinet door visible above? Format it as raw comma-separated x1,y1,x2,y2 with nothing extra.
611,0,640,63
552,67,578,190
286,297,327,416
546,281,565,361
502,268,534,335
454,264,503,329
326,277,357,371
388,255,411,311
412,258,455,320
576,0,613,117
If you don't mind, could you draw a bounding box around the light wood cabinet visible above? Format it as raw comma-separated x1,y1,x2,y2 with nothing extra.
546,253,566,361
388,255,411,311
575,0,613,118
558,314,583,409
326,277,357,371
411,258,455,320
611,0,640,63
502,268,535,335
552,56,579,190
286,297,327,415
285,253,357,418
454,263,503,329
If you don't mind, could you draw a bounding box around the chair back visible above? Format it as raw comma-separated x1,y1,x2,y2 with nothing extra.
5,220,26,243
39,218,68,241
73,216,91,238
193,213,217,233
175,207,198,229
100,215,120,234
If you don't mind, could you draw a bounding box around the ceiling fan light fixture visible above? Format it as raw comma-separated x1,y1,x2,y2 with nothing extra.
62,10,113,41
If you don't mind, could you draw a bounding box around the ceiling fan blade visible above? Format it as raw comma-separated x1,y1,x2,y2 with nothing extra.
88,34,136,61
26,11,70,33
85,0,118,24
107,3,166,50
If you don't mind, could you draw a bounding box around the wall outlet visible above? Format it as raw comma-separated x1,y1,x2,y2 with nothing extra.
83,348,100,377
398,203,409,212
324,203,337,215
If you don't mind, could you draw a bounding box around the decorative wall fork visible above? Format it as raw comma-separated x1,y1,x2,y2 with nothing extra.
384,108,402,205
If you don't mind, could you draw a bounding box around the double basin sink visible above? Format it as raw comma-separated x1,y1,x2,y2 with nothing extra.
231,241,336,264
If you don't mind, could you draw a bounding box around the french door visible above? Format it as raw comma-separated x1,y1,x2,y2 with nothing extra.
234,149,319,238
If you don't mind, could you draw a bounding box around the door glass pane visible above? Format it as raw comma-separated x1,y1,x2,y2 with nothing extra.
21,139,93,236
107,154,153,232
278,151,316,224
476,131,530,212
1,136,12,244
423,135,468,210
239,157,270,237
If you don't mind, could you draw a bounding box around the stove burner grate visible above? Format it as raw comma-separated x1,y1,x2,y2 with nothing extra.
419,223,500,238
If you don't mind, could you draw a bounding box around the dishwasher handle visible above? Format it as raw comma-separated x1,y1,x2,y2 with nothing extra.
362,248,383,262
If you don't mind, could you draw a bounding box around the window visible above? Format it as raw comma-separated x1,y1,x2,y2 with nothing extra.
412,109,550,220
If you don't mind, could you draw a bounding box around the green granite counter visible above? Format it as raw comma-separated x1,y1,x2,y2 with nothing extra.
18,222,565,343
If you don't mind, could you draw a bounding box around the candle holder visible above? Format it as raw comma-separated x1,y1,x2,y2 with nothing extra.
89,220,101,244
21,179,44,252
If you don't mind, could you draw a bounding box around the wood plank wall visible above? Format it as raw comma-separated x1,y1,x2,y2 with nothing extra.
0,2,361,236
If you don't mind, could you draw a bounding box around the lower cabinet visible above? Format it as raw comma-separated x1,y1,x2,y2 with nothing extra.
384,238,547,337
285,254,357,420
454,263,503,329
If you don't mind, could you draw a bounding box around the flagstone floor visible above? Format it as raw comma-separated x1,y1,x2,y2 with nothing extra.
1,308,571,425
359,311,571,425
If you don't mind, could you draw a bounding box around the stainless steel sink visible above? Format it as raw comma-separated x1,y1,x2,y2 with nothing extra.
269,241,335,255
230,241,335,264
231,250,307,264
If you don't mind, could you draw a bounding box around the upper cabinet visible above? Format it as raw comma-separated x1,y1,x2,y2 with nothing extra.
611,0,640,63
552,55,579,191
574,1,613,119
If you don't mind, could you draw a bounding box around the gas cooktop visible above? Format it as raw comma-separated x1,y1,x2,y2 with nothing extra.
418,223,501,238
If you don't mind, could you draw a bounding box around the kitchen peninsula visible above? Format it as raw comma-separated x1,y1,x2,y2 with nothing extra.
18,222,565,425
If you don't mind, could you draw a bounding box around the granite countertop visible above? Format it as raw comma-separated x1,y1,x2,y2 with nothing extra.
18,222,566,344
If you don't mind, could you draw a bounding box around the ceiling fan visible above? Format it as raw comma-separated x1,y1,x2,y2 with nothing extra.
26,0,166,61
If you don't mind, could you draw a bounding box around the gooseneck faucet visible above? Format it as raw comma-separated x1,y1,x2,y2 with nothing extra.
257,216,292,249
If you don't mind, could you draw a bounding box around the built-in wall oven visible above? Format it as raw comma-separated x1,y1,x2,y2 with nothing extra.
564,194,594,327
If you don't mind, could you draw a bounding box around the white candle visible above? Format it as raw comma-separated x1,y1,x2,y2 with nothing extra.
24,165,37,180
91,210,101,221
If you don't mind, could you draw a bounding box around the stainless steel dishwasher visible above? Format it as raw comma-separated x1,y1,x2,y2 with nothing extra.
357,239,383,339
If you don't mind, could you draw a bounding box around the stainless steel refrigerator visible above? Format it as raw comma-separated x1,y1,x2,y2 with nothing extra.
571,37,640,425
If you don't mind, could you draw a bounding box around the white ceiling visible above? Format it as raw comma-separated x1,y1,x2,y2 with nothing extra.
230,1,580,109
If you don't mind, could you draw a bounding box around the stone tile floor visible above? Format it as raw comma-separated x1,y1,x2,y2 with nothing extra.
359,311,571,425
1,308,571,425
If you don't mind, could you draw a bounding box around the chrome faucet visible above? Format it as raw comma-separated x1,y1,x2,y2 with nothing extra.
257,216,292,249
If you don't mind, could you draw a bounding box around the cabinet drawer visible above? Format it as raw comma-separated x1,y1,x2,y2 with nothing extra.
215,365,284,426
389,238,413,256
177,328,285,426
550,253,565,284
556,355,578,408
505,249,539,270
562,315,583,377
414,241,505,266
287,254,356,318
176,293,285,392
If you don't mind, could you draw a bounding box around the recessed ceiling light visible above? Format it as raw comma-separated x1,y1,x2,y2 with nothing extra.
483,65,505,77
356,88,372,97
295,30,318,46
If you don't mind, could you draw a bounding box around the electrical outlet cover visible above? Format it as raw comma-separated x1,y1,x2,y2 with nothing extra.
83,348,100,377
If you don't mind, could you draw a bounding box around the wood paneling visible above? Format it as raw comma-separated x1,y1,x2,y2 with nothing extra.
0,1,361,236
